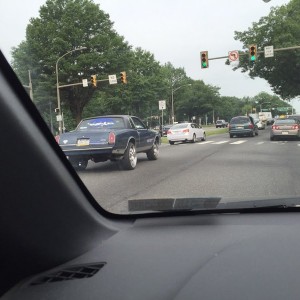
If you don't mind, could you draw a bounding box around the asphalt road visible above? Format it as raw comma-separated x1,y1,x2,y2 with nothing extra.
78,127,300,214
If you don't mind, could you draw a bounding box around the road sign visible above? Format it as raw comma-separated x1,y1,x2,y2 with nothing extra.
228,50,239,62
276,107,290,112
82,79,88,87
264,46,274,58
108,74,117,85
159,100,166,110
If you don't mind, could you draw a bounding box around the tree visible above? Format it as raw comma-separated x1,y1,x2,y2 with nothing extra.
11,0,131,126
233,0,300,99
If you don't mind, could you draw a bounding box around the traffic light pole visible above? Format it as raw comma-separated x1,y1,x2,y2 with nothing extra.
207,45,300,61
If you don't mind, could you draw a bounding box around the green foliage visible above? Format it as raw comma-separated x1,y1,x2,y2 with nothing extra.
233,0,300,99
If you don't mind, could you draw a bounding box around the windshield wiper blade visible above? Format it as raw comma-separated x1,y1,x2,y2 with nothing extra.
218,197,300,211
128,197,221,212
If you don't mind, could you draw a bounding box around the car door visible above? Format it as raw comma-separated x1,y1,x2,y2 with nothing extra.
193,123,203,140
130,117,153,151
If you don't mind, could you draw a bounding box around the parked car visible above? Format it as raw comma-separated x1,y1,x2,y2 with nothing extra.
162,124,173,136
215,119,228,128
56,115,160,170
254,118,266,130
167,123,206,145
229,116,258,138
270,118,300,141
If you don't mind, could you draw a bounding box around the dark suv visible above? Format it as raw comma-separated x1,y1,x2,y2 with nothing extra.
229,116,258,138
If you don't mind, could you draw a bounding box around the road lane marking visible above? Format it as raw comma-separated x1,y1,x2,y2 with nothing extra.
256,142,265,145
197,141,214,144
212,141,229,144
230,140,247,145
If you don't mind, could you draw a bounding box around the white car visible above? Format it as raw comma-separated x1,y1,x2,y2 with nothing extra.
167,123,206,145
254,118,266,130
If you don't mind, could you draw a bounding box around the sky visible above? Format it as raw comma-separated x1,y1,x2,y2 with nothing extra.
1,0,299,112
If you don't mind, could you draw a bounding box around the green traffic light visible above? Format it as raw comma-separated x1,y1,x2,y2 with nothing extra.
202,62,207,67
250,55,256,61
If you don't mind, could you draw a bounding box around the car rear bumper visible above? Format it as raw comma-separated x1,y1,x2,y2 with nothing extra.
229,129,253,135
270,130,300,137
167,133,192,142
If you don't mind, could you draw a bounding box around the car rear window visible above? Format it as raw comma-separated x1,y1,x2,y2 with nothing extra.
230,117,249,124
171,123,189,129
275,119,296,124
78,117,126,131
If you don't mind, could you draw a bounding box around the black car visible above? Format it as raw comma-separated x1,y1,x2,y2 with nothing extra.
229,116,258,138
57,115,160,170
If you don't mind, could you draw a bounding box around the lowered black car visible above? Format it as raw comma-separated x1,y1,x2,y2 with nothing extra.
56,115,160,170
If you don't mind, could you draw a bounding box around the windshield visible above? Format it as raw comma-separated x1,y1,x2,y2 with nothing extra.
2,0,300,215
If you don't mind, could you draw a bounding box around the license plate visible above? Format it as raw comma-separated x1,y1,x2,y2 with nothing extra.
281,132,289,135
77,139,90,146
237,126,244,129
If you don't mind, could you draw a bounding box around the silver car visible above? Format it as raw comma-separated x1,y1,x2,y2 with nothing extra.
270,118,300,140
167,123,206,145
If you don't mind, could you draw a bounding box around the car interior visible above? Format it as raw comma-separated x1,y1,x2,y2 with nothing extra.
2,44,300,300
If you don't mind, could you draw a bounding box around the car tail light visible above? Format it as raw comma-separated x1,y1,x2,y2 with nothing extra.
292,124,299,130
55,135,60,143
108,132,116,144
249,123,254,129
167,130,172,134
182,129,189,133
229,124,232,129
272,125,279,130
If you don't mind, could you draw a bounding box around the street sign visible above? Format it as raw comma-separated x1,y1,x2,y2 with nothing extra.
82,79,88,87
159,100,166,110
228,50,239,62
108,74,117,85
276,107,290,112
264,46,274,58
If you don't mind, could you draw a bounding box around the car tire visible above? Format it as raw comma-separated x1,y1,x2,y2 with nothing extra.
146,140,159,160
121,142,137,170
191,134,196,143
70,159,88,171
229,134,233,138
169,141,175,145
270,136,275,141
201,133,206,141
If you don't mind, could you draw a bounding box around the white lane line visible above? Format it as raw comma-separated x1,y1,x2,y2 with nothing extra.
197,141,214,144
256,142,265,145
298,144,300,147
230,140,247,145
212,141,229,145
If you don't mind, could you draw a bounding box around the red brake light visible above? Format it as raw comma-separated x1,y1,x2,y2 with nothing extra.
272,125,279,130
293,124,299,130
108,132,116,144
249,123,254,129
183,129,189,133
167,130,171,134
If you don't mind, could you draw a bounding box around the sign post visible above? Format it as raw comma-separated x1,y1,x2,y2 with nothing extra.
159,100,166,135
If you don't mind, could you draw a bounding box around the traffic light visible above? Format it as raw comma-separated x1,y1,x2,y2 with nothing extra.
200,51,209,69
91,75,97,87
120,71,127,84
249,44,257,61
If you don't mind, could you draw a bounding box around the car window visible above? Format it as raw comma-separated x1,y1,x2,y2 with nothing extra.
2,0,300,217
131,117,146,129
230,117,249,124
78,117,125,130
275,119,296,124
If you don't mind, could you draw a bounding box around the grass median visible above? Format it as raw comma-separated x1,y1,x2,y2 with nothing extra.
161,127,228,143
